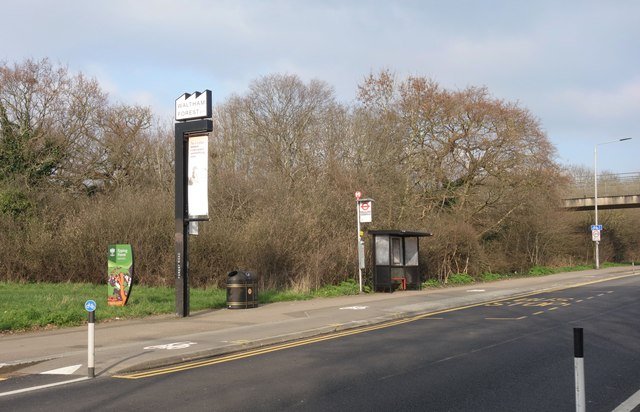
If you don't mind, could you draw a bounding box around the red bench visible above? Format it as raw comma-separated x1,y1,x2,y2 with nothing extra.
391,277,406,290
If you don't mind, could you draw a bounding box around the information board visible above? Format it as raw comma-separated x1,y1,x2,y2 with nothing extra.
107,244,134,306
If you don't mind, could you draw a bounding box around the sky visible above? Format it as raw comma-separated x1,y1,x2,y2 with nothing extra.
2,0,639,174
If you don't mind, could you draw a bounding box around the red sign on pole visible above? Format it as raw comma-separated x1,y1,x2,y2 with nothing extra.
355,191,362,200
359,200,372,223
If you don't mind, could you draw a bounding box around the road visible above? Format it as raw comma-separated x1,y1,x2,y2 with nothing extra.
2,275,639,411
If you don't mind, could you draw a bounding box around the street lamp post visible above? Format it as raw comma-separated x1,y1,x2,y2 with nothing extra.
593,138,632,269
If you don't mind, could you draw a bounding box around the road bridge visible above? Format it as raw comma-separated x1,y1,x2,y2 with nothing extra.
562,172,640,211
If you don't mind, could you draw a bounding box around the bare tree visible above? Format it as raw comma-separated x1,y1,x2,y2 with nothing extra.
357,70,566,277
205,74,360,288
0,59,77,186
0,58,173,196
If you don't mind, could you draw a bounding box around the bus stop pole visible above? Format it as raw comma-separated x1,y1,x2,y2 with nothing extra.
356,199,363,293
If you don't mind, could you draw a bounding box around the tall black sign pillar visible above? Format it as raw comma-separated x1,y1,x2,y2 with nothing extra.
174,91,212,317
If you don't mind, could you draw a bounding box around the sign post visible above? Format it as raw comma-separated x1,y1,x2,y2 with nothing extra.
355,192,373,293
175,90,213,317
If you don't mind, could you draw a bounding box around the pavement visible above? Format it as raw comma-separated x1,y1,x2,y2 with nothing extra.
0,266,637,381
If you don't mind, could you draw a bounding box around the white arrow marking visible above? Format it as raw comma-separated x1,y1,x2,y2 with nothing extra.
41,364,82,375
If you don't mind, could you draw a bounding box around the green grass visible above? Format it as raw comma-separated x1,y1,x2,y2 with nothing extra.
421,262,631,289
422,278,441,288
447,273,475,285
478,272,508,282
0,279,364,333
2,264,630,333
527,262,624,277
0,282,226,332
311,280,366,297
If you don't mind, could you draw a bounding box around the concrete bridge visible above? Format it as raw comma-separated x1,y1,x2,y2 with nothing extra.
562,172,640,211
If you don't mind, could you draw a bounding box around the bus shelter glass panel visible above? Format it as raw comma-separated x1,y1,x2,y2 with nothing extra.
404,237,418,266
391,237,402,265
375,236,389,265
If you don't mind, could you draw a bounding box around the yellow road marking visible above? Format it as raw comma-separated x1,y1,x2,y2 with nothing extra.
114,272,637,380
115,319,415,379
533,311,545,315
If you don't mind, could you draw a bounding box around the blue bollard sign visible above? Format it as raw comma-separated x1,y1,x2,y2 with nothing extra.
85,300,97,312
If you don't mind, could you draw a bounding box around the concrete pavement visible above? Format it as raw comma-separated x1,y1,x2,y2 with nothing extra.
0,267,636,380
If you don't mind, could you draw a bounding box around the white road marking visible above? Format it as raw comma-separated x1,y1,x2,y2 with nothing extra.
339,306,368,310
612,387,640,412
41,364,82,375
0,377,89,397
144,341,197,350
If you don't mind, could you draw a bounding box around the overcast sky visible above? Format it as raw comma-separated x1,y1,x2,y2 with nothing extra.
2,0,639,173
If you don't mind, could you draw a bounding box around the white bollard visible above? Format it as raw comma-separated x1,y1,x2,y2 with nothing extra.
88,310,95,378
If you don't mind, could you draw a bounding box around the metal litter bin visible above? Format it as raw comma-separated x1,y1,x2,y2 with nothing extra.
226,270,258,309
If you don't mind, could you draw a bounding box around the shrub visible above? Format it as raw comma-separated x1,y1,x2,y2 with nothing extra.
528,266,555,276
422,278,441,288
479,272,506,282
0,188,33,220
447,273,475,285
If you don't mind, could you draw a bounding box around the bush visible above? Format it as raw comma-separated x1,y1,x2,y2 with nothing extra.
0,188,33,220
422,278,441,288
313,279,363,297
479,272,506,282
528,266,556,276
447,273,475,285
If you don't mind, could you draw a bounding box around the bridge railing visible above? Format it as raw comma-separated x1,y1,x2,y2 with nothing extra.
566,172,640,199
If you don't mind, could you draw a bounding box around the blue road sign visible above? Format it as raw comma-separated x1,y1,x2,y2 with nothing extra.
591,225,602,231
84,299,97,312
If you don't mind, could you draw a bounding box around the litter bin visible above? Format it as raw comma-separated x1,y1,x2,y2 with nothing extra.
226,270,258,309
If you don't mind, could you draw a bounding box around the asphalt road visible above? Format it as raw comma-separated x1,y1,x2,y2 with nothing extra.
2,275,639,411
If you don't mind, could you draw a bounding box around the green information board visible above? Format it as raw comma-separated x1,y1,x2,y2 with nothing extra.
107,244,134,306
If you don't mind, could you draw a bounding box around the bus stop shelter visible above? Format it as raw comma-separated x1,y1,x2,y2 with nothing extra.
369,230,432,292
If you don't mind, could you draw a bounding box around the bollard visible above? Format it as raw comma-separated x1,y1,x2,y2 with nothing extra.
88,311,95,378
574,328,585,412
84,299,96,378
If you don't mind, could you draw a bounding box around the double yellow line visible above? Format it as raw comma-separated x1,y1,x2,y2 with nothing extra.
115,271,638,380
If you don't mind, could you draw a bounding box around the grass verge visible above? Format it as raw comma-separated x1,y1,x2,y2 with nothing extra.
1,264,629,333
0,279,362,333
421,262,630,289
